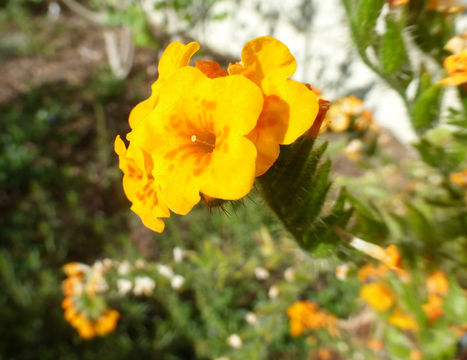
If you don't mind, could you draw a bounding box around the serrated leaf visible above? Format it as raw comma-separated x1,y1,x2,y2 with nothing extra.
410,84,443,134
380,15,406,75
355,0,385,48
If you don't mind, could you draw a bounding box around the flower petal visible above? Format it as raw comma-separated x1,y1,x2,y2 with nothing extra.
157,41,200,82
262,78,319,144
229,36,296,87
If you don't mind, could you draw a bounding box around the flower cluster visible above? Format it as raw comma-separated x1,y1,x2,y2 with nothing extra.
422,270,449,322
321,95,376,134
62,261,119,339
356,245,455,334
286,300,339,338
115,37,321,232
356,244,418,331
61,254,188,339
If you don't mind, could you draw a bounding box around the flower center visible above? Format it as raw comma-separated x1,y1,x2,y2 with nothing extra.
190,132,216,153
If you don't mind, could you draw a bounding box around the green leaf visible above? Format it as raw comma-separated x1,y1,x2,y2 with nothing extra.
380,15,406,75
410,84,443,134
355,0,385,48
258,139,352,253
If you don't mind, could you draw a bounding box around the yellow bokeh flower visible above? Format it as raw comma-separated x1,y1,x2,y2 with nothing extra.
450,170,467,187
426,270,449,296
387,0,409,7
368,339,384,351
440,51,467,86
389,308,418,331
95,310,120,336
360,282,395,311
229,36,319,176
358,264,388,282
62,262,88,277
77,319,95,340
287,301,339,337
422,294,444,322
129,66,263,215
115,136,169,232
410,349,424,360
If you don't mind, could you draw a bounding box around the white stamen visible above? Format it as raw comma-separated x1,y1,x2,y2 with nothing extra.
191,135,197,143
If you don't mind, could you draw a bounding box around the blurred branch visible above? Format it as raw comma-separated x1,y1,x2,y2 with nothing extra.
103,27,135,79
61,0,106,25
61,0,135,79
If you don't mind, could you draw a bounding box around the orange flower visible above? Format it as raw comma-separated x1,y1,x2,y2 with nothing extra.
229,36,319,175
76,319,95,340
62,276,82,297
389,308,418,331
427,0,466,13
440,51,467,86
129,66,263,215
287,301,339,337
95,310,120,336
115,136,169,232
387,0,409,7
450,170,467,187
410,349,423,360
358,264,388,282
360,282,395,311
422,294,444,321
317,348,332,360
426,270,449,296
61,296,74,310
368,339,384,351
63,262,88,277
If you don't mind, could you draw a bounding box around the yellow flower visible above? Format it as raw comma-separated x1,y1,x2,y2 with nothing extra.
358,264,388,282
95,310,120,336
64,307,77,322
387,0,409,6
129,66,263,215
410,349,423,360
422,294,444,322
129,41,200,129
440,51,467,86
77,319,95,340
445,33,467,55
63,262,88,277
61,296,74,310
326,105,351,132
287,301,339,337
229,36,319,176
114,136,169,232
368,339,384,351
389,308,418,331
450,170,467,187
360,282,395,311
62,276,81,297
426,270,449,296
